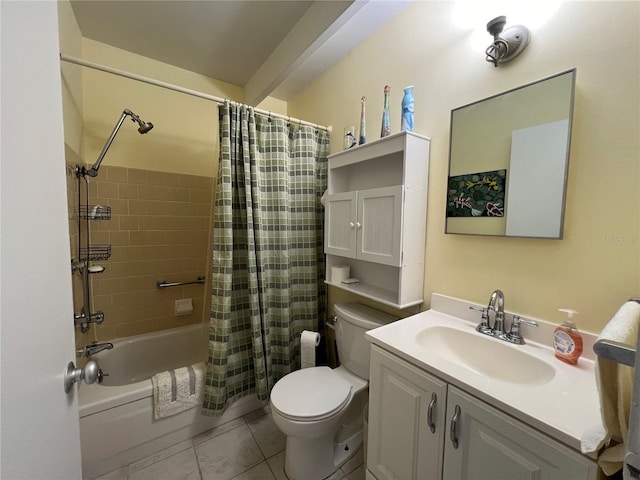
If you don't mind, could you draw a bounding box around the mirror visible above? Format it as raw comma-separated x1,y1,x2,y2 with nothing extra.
446,69,576,238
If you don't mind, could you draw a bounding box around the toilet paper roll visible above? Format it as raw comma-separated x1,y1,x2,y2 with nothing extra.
301,330,321,369
331,265,351,283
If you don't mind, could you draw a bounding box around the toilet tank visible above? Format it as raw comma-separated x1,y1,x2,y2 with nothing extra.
334,303,398,379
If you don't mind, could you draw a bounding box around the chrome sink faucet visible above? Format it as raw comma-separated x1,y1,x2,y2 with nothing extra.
487,289,505,335
469,290,538,344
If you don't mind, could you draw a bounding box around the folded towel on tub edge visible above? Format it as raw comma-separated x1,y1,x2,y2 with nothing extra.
151,362,205,419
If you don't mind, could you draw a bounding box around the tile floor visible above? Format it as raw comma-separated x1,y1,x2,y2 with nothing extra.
95,407,365,480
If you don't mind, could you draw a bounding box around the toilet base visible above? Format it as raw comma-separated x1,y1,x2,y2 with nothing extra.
284,424,363,480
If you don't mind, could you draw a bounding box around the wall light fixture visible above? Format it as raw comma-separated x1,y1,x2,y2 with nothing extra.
485,16,530,67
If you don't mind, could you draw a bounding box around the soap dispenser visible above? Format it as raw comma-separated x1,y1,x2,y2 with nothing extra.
553,308,583,365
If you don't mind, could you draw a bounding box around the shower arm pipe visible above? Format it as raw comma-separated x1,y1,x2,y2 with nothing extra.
84,110,129,178
60,54,332,133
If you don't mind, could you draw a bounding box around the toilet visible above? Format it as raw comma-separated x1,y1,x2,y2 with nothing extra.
270,302,397,480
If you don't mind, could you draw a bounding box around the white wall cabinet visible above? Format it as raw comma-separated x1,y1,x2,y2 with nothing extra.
367,345,598,480
325,131,430,308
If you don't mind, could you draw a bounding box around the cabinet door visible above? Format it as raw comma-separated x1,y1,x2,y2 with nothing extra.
443,386,597,480
368,346,446,480
325,192,358,258
357,186,403,266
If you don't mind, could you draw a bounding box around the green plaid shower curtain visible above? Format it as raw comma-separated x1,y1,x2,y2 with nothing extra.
202,102,329,416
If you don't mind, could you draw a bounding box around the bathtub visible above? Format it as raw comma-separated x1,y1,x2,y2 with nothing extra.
78,324,262,479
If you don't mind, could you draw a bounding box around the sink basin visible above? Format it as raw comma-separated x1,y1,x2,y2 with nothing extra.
414,325,555,386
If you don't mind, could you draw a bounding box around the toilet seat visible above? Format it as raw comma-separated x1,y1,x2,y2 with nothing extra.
270,367,352,422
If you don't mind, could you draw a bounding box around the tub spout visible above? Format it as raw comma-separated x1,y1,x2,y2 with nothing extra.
77,341,114,357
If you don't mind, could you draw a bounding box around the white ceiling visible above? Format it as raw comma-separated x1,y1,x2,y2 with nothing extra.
70,0,411,105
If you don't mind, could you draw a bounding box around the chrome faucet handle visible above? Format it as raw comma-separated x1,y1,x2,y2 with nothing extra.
469,305,492,334
89,311,105,324
505,315,538,345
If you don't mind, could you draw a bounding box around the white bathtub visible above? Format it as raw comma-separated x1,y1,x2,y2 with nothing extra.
78,324,262,479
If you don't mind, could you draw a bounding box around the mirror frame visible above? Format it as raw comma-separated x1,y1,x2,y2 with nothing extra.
445,69,576,239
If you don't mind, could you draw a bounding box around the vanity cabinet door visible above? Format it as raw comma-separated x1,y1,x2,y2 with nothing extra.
443,386,598,480
368,346,447,480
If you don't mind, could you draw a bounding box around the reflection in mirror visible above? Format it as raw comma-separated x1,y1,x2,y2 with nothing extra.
446,69,576,238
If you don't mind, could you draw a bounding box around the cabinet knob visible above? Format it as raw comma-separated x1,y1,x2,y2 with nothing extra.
355,222,362,229
349,222,355,228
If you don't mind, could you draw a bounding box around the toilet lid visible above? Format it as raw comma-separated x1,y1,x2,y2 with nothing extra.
271,367,352,421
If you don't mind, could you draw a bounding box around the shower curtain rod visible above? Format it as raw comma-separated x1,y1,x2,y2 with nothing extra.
59,54,332,133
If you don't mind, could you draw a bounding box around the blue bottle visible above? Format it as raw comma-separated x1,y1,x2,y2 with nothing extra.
401,86,414,132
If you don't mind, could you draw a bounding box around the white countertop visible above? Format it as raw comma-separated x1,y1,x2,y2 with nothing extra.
365,294,603,452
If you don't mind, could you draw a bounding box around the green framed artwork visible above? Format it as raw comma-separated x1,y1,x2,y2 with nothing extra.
447,169,506,217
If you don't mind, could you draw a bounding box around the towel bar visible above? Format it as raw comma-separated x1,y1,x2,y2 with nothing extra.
594,339,636,367
156,276,206,289
593,297,640,366
626,297,640,478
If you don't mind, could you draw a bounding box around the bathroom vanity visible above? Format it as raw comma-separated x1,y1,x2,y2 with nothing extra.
365,294,601,480
324,131,430,308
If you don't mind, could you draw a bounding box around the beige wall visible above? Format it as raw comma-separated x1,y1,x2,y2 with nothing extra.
58,0,84,155
78,38,289,178
79,38,234,177
288,1,640,333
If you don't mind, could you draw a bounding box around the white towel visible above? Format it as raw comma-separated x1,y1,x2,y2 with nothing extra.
151,362,205,419
581,301,640,475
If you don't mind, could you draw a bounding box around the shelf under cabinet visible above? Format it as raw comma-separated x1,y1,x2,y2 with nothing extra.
324,280,422,309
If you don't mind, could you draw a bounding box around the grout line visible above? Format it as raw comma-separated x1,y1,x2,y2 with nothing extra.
192,437,204,480
192,416,246,446
127,440,194,475
265,460,278,480
244,412,268,460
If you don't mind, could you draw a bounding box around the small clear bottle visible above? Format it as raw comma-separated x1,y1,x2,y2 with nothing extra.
553,308,583,365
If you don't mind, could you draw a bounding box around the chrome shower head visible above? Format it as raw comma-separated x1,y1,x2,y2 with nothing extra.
124,108,154,134
79,108,154,177
137,121,154,134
